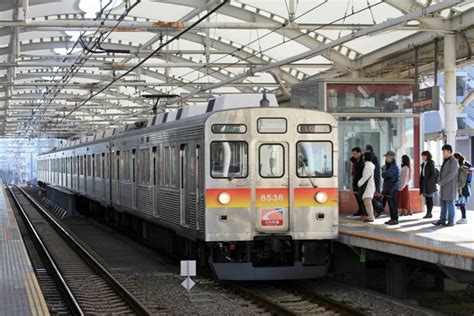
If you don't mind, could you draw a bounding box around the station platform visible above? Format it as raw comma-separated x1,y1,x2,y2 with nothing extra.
338,207,474,281
0,183,49,315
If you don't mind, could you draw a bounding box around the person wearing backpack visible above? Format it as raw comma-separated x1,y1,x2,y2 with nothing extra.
419,151,437,218
433,144,459,227
453,153,471,224
358,152,376,222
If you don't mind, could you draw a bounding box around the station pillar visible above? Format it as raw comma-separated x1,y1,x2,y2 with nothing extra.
444,34,457,149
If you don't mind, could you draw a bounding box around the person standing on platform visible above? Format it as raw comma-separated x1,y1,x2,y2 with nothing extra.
350,147,366,217
382,151,400,225
365,145,384,217
398,155,412,216
358,152,376,222
453,153,471,224
433,144,459,227
419,151,437,218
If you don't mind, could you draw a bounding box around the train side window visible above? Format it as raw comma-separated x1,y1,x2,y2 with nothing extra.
170,146,177,187
152,147,157,186
91,155,95,178
80,156,84,176
296,141,333,178
132,149,136,183
164,147,171,186
102,153,106,179
210,141,248,179
87,155,92,177
139,148,150,185
259,144,284,178
95,154,101,178
122,150,130,181
115,151,120,181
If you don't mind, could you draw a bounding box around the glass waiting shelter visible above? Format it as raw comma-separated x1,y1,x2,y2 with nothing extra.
291,78,420,202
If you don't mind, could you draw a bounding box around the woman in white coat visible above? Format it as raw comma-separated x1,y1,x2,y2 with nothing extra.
358,152,376,222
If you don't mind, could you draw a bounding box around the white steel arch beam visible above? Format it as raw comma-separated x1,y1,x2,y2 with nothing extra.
156,0,359,68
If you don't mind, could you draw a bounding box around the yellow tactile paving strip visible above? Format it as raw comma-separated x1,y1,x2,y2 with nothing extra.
0,183,49,316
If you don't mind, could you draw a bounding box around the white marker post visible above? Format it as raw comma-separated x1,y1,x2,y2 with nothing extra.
180,260,196,291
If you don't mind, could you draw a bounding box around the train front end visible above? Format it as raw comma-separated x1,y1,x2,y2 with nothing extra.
205,107,338,280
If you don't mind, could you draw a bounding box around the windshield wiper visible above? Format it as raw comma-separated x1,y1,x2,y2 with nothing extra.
299,159,318,188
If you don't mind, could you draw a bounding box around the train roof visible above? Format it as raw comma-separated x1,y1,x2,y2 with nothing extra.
42,94,279,155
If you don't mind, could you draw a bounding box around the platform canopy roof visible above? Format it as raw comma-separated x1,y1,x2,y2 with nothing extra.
0,0,473,138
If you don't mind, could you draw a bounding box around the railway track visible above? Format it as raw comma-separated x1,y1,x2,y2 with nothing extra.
227,281,367,316
7,185,151,315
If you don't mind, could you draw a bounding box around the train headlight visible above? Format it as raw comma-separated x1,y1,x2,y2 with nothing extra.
314,191,328,204
218,192,231,205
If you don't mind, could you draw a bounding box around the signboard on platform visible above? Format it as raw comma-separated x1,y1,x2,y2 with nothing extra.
412,86,440,113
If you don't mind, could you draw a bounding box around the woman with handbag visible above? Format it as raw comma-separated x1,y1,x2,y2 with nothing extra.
358,152,376,222
419,151,437,218
453,153,470,224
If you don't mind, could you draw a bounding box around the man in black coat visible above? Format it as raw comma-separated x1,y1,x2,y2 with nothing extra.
351,147,366,217
365,144,384,217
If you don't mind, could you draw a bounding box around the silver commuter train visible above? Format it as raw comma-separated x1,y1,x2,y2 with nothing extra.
37,94,338,280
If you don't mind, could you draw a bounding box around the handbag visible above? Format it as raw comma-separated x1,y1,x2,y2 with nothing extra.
455,195,467,207
357,176,372,196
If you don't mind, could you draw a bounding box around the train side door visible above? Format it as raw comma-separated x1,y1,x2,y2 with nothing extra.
102,153,106,199
255,142,289,233
115,151,120,204
152,146,158,216
132,149,137,209
180,144,190,226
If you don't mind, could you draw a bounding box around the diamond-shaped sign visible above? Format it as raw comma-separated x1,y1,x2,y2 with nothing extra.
181,277,195,291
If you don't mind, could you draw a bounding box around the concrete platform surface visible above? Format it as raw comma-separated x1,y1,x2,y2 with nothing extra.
339,207,474,272
0,183,49,316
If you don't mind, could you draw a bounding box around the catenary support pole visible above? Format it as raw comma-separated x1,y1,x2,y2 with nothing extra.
444,34,457,149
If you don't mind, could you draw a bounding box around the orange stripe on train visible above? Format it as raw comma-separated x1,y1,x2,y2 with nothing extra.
206,188,251,208
294,188,338,207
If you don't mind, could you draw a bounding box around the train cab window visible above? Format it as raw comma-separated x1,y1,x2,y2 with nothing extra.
297,141,333,178
210,141,248,179
259,144,284,178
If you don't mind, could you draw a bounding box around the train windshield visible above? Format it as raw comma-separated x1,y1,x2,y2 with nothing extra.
210,141,248,179
259,144,284,178
297,141,333,177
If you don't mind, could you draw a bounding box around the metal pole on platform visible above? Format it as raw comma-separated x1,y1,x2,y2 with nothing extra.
444,34,457,149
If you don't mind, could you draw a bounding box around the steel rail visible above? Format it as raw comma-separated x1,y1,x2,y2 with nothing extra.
226,282,297,316
11,185,152,315
227,281,369,316
6,185,84,316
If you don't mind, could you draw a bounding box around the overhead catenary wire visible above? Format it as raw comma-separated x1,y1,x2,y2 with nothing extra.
79,0,387,135
27,0,141,135
42,1,331,135
46,0,229,133
39,0,330,135
150,1,383,107
25,0,121,134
